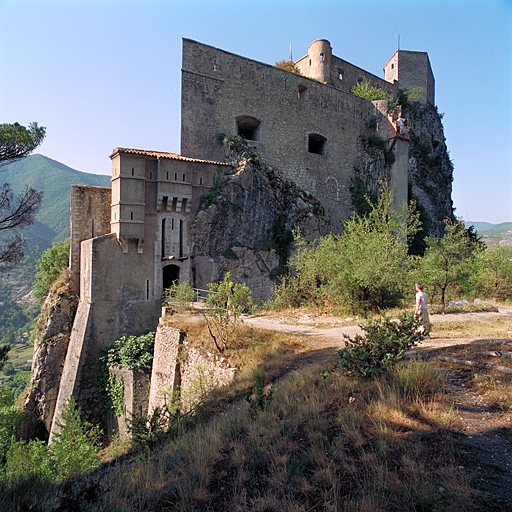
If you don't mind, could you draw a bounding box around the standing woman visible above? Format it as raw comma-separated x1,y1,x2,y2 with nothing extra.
415,283,430,335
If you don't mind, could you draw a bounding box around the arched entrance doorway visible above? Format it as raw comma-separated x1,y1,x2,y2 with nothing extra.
163,264,180,290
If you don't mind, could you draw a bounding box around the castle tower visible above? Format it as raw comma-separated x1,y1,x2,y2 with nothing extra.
383,50,435,105
301,39,332,84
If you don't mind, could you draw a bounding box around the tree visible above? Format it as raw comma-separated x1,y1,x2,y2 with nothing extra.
285,188,420,312
204,272,253,353
0,122,46,164
275,59,302,75
0,343,10,371
416,219,480,307
351,79,390,101
466,244,512,300
0,122,46,266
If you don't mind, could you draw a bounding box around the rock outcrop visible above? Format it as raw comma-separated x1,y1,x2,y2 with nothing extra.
355,101,454,239
25,278,78,432
190,154,330,299
407,102,454,237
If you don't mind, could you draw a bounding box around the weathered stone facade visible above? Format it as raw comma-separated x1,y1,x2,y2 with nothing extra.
147,319,236,417
26,38,452,438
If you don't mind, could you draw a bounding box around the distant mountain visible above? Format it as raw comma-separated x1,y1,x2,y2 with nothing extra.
0,154,110,241
465,221,512,246
0,154,111,323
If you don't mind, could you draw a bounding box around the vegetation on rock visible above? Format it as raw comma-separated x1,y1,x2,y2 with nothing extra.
33,239,70,303
351,78,390,101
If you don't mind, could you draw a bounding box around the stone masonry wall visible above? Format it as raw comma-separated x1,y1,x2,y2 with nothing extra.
70,185,111,293
107,366,151,440
181,39,394,231
148,318,236,416
50,234,161,438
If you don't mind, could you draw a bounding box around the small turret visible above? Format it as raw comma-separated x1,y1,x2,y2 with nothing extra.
303,39,332,84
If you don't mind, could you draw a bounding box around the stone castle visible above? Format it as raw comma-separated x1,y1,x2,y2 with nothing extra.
26,39,453,437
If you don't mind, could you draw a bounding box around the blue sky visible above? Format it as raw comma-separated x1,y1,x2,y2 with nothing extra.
1,0,511,223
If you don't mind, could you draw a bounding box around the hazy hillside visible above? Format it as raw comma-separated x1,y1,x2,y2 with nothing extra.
0,155,111,347
0,154,110,240
466,221,512,246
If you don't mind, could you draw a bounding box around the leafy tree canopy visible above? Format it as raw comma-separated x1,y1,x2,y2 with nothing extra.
275,59,302,75
351,79,390,101
0,122,46,165
0,122,46,266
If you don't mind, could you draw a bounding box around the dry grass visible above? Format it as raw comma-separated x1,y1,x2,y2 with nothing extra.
431,339,512,414
60,360,488,512
431,314,512,339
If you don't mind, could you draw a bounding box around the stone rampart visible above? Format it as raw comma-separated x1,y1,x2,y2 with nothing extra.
107,366,151,440
181,39,395,230
70,185,111,293
148,318,236,416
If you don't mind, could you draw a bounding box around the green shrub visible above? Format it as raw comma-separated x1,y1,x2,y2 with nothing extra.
352,79,390,101
163,281,195,311
50,397,101,481
105,332,155,370
2,397,100,485
204,272,253,352
0,389,25,466
97,332,155,415
338,312,424,378
200,168,223,206
33,239,70,302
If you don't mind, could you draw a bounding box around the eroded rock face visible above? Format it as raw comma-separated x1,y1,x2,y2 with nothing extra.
408,103,454,237
190,159,330,300
355,102,454,239
25,280,78,433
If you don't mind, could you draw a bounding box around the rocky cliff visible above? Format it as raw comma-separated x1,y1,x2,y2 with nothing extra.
25,277,78,432
355,100,454,240
191,145,330,299
407,102,455,237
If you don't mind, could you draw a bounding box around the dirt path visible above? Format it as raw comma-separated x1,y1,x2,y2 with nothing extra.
445,369,512,508
244,309,512,508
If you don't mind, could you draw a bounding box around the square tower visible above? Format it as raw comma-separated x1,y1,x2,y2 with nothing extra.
384,50,435,105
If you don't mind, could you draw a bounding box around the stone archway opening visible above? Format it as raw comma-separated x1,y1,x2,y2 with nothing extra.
163,264,180,290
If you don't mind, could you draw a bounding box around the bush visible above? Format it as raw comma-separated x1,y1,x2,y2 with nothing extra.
163,281,195,311
2,397,100,485
338,312,424,378
33,239,70,302
275,59,302,75
351,79,390,101
51,397,101,481
0,389,25,466
274,188,420,313
104,332,155,371
204,272,253,352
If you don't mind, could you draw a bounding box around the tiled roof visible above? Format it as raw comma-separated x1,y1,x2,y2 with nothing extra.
110,147,231,166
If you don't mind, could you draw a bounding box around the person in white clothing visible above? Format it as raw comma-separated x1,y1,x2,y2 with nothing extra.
415,282,430,335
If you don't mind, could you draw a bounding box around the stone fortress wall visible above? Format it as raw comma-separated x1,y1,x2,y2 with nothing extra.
40,37,437,438
180,38,429,229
